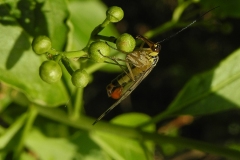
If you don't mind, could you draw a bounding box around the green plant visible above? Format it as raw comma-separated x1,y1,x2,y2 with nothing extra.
1,0,240,160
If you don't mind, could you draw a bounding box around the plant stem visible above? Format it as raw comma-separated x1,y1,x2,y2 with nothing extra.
70,88,83,120
62,50,88,58
94,35,117,43
34,106,240,159
141,131,240,160
144,0,200,40
144,21,191,40
59,61,74,116
91,19,110,38
61,58,74,75
0,113,27,149
172,1,194,22
85,62,107,74
87,18,111,47
47,48,57,55
13,105,38,159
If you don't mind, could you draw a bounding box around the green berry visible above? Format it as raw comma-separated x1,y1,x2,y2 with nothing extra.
71,69,89,88
106,6,124,23
116,33,136,52
32,35,52,54
89,41,110,62
39,60,62,84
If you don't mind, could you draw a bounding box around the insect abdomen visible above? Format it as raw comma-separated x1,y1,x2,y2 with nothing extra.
106,67,143,99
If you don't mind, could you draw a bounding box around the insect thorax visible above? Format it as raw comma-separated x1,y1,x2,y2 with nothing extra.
126,49,158,71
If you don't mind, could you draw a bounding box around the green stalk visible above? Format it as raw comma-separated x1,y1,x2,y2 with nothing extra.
34,106,240,159
91,19,110,39
61,50,88,58
13,105,38,159
0,113,27,149
61,58,74,75
87,18,111,47
172,1,194,22
94,35,117,43
142,131,240,160
144,0,200,40
58,61,74,116
85,62,107,74
70,88,84,120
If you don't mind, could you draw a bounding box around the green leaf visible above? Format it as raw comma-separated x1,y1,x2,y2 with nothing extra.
70,131,111,160
111,113,155,132
0,24,68,106
154,48,240,122
25,129,77,160
20,152,36,160
91,113,155,160
67,0,118,50
40,0,69,50
34,106,240,159
6,0,69,50
0,0,69,106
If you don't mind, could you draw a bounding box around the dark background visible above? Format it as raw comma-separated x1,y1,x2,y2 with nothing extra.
85,0,240,145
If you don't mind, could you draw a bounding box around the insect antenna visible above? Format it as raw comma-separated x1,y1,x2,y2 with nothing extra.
158,6,219,44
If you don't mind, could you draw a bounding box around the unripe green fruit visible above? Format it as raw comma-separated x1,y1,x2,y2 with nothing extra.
71,69,89,88
32,35,52,54
116,33,136,52
39,60,62,84
106,6,124,23
89,41,110,62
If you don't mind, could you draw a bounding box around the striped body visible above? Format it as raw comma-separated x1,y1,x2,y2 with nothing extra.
107,48,159,99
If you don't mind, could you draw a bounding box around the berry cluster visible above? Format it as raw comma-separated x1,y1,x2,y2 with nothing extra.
31,6,136,88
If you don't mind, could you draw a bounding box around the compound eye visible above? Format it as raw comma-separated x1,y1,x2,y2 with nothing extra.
152,43,161,52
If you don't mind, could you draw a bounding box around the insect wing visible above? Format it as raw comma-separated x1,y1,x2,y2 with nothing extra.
92,65,156,125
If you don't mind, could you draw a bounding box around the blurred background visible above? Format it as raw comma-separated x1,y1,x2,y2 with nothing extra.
84,0,240,145
1,0,240,159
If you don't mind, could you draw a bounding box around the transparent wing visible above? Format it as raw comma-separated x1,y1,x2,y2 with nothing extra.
92,66,155,125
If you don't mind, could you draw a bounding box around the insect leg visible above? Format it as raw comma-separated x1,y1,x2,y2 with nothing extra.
125,62,135,81
139,41,145,49
98,50,134,80
136,35,155,48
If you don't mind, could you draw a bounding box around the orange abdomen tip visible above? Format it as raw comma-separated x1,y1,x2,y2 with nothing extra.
111,87,123,99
